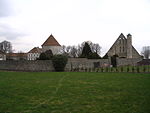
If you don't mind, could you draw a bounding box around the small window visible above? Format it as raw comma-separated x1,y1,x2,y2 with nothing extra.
120,47,121,52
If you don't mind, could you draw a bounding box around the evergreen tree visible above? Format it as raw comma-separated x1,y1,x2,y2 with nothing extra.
88,52,101,59
80,42,92,58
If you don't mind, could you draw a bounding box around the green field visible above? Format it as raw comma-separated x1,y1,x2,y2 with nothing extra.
0,72,150,113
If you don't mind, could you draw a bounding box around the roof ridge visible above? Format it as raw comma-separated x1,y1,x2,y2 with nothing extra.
42,34,61,46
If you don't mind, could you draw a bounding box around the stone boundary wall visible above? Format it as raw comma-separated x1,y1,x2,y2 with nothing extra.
0,58,143,72
0,58,110,72
117,58,142,66
65,58,110,71
0,60,54,72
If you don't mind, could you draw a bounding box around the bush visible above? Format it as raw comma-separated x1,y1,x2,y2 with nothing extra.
136,66,140,73
143,66,146,72
39,52,48,60
127,66,130,72
39,50,53,60
52,55,68,72
120,67,123,72
132,66,135,73
45,50,53,59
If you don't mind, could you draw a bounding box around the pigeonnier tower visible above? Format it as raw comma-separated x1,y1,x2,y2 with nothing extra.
127,34,132,58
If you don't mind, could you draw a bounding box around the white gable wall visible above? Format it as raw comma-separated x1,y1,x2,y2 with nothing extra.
42,46,62,55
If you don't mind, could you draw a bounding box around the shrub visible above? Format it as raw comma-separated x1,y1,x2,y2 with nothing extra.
52,55,68,72
39,52,47,60
136,66,140,73
39,50,53,60
101,68,104,72
45,50,53,59
127,66,130,72
116,68,118,72
120,66,123,72
143,66,146,72
132,66,135,73
105,67,109,72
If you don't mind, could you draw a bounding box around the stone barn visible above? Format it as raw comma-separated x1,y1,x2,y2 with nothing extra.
106,33,141,58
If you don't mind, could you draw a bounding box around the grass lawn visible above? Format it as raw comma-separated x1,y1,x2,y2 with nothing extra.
0,72,150,113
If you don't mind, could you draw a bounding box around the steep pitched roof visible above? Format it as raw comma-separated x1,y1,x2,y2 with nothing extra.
106,33,126,53
118,33,126,39
42,34,61,46
28,47,42,53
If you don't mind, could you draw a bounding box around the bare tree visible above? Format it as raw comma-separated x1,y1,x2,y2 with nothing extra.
66,46,71,53
141,46,150,59
76,44,84,57
70,46,78,58
0,41,12,53
61,45,66,54
61,45,71,56
91,43,101,55
61,41,101,58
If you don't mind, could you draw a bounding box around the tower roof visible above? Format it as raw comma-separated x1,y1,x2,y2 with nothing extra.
127,33,132,37
42,34,61,46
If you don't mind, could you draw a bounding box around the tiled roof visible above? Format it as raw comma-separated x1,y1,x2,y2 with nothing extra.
42,34,61,46
28,47,42,53
7,53,27,57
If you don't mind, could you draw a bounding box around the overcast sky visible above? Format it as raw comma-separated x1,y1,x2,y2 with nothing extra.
0,0,150,55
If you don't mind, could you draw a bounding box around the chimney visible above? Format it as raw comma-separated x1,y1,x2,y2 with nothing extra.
127,34,132,58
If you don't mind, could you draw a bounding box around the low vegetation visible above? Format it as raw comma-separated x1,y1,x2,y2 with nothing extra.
52,55,68,71
71,65,150,73
0,72,150,113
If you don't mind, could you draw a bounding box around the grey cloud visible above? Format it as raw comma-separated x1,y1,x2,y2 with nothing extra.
0,0,12,17
0,24,28,40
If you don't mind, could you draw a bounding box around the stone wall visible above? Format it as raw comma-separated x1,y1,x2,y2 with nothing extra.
65,58,110,71
117,58,142,66
0,58,110,72
0,60,54,72
0,58,143,72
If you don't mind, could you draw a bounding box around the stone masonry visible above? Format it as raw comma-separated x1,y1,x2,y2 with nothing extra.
0,58,143,72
